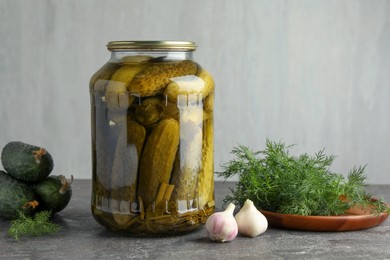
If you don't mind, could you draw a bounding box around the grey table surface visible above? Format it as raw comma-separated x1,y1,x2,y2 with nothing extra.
1,180,390,260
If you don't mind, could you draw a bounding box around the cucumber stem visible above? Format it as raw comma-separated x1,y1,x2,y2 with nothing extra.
59,175,74,194
22,200,39,209
32,148,46,164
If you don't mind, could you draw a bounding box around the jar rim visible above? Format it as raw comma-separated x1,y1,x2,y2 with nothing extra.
107,41,197,51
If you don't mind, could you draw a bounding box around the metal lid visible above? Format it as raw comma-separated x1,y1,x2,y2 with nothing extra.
107,41,197,51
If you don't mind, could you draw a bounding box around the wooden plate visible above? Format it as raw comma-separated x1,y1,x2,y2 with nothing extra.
260,202,389,232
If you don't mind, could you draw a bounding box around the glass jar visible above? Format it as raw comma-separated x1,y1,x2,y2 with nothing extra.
89,41,215,235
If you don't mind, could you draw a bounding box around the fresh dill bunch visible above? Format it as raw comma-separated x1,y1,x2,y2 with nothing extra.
219,139,389,216
8,210,61,241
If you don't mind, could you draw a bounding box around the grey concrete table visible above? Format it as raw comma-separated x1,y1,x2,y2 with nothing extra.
1,180,390,260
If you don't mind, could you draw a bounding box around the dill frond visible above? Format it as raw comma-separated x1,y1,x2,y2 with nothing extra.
219,139,389,216
8,211,61,241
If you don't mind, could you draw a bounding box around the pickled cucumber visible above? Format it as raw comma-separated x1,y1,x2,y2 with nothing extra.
126,119,146,157
163,101,180,121
90,62,121,92
93,92,120,192
135,97,165,126
204,91,214,112
138,119,180,207
170,124,202,203
120,55,152,64
105,64,145,110
110,119,145,225
198,117,214,207
165,68,214,103
128,60,198,97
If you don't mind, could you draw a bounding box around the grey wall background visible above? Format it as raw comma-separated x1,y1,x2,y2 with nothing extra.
1,0,389,183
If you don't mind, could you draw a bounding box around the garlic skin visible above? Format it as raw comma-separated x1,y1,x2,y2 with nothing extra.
205,203,238,242
235,199,268,237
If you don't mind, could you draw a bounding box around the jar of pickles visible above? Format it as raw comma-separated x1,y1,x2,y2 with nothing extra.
89,41,215,235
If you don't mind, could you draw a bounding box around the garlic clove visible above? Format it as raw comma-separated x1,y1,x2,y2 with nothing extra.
235,199,268,237
205,203,238,242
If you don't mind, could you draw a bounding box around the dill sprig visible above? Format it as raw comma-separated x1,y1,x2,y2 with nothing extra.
219,139,389,216
8,211,61,241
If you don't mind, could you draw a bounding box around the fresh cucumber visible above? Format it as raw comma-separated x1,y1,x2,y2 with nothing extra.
33,175,73,214
1,141,54,182
0,170,39,219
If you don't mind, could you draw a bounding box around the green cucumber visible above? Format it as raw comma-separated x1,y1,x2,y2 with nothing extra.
33,175,73,214
1,141,54,182
0,170,39,219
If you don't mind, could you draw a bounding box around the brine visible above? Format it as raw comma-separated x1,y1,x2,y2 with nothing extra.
90,54,215,235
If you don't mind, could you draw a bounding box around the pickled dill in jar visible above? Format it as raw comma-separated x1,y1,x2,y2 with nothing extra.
89,41,215,235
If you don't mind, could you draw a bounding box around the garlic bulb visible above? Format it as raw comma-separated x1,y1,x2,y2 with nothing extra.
205,203,238,242
235,199,268,237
